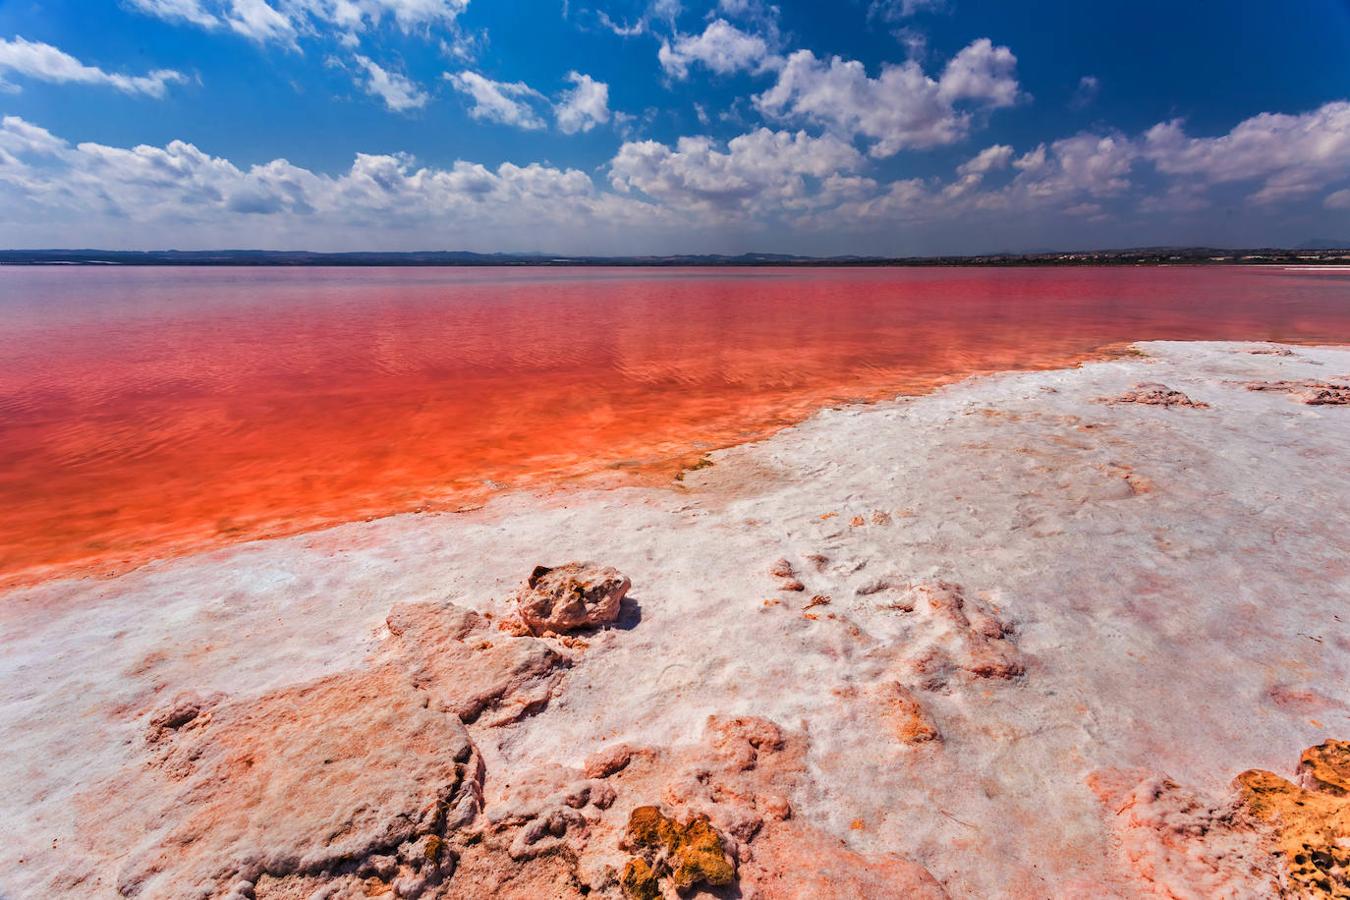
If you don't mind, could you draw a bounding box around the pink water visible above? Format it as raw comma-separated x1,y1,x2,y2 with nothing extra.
2,265,1348,587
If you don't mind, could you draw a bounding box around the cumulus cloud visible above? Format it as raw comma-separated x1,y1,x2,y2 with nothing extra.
936,39,1020,107
5,100,1347,252
609,127,863,217
353,55,427,112
658,19,772,79
554,72,610,134
944,143,1013,198
445,71,547,129
754,38,1020,156
0,36,186,97
1013,133,1136,201
957,143,1013,176
1142,101,1350,205
0,114,662,250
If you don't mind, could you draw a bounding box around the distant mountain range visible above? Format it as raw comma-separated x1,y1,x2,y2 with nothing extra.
1,246,1348,267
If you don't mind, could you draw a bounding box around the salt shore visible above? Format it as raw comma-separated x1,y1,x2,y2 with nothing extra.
1,341,1347,898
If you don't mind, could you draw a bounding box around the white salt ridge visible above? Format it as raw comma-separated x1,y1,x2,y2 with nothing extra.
1,341,1347,897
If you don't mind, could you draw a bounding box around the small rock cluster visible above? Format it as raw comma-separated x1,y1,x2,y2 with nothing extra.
1106,382,1209,408
1244,379,1350,405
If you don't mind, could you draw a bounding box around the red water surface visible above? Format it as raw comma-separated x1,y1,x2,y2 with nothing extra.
2,265,1349,587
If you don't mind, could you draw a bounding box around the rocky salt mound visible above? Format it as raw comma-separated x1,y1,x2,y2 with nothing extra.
1,341,1348,898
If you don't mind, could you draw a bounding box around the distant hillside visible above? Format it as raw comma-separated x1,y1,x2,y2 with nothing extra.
1,247,1349,267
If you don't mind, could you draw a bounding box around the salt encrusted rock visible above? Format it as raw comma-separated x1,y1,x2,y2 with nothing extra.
906,580,1025,683
879,682,941,745
583,743,643,779
1296,739,1350,796
68,600,586,898
1244,379,1350,405
514,562,630,635
1089,741,1350,899
144,690,224,744
1086,768,1274,898
109,665,484,899
386,600,569,726
1108,382,1209,408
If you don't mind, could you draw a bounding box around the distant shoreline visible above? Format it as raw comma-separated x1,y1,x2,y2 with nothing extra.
2,247,1349,267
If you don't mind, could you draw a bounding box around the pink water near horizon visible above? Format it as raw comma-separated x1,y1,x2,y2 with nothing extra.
2,265,1349,588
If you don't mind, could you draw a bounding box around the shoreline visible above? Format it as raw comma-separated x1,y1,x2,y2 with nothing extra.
2,340,1348,897
0,339,1156,592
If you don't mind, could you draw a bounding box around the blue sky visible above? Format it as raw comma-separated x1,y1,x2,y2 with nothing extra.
1,0,1348,254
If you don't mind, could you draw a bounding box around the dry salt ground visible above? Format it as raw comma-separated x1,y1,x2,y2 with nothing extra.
1,341,1347,898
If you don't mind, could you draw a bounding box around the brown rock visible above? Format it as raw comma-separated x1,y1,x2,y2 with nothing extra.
1244,379,1350,405
583,743,641,779
515,562,630,635
387,600,569,726
803,594,831,610
1107,382,1209,408
1088,741,1350,899
67,600,588,899
1236,742,1350,898
744,826,949,899
880,683,940,745
620,806,736,896
104,665,483,899
1297,739,1350,796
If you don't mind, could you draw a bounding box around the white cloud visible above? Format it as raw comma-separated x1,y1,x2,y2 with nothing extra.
0,115,663,250
868,0,946,20
0,36,186,97
944,143,1013,198
597,10,646,36
5,100,1347,252
226,0,297,42
1011,133,1136,201
353,55,427,111
445,71,547,129
128,0,471,44
1142,101,1350,205
754,38,1020,157
126,0,220,28
554,72,610,134
294,0,471,32
659,19,772,79
1070,75,1099,110
609,127,863,217
957,143,1013,177
936,38,1020,107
